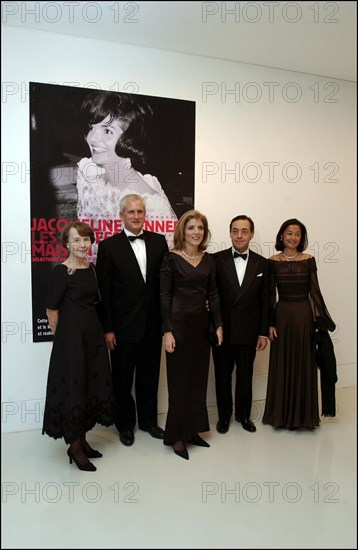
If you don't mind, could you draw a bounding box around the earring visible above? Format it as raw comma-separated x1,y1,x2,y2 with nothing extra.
67,245,70,249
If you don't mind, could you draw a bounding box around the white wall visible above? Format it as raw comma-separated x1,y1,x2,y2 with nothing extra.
2,26,356,433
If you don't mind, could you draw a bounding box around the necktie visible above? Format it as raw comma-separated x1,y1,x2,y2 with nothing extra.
128,234,145,242
234,252,247,260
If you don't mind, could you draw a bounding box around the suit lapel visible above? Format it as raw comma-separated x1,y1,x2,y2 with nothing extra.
222,249,241,294
230,251,260,304
143,231,153,280
239,253,258,295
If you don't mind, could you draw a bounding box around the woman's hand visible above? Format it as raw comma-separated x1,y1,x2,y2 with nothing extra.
46,308,59,335
164,331,176,353
269,326,277,341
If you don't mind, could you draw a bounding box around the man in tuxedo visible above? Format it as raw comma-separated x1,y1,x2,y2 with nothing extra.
96,194,169,446
212,215,270,434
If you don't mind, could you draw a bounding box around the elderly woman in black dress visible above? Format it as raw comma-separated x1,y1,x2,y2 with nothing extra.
43,222,114,471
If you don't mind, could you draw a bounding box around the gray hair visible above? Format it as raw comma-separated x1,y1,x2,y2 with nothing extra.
120,194,146,215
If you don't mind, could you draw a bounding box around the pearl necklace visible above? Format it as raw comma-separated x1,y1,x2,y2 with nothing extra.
181,249,202,260
282,252,299,259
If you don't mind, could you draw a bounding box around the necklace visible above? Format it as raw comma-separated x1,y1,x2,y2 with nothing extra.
282,252,299,259
181,249,202,260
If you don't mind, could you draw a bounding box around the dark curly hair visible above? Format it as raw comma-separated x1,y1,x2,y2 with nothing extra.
81,91,153,171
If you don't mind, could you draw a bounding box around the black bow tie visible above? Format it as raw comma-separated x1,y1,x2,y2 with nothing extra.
234,252,247,260
128,234,145,242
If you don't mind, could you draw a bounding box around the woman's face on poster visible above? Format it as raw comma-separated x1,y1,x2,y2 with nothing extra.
86,115,124,165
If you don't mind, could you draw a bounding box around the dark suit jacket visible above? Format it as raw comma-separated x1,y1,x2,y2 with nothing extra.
96,230,169,343
214,249,270,346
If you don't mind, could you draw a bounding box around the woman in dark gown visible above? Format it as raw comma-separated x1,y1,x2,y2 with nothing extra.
160,210,223,460
43,222,114,471
262,219,336,430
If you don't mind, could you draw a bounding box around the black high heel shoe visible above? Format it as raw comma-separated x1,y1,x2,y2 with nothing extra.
174,448,189,460
172,442,189,460
82,442,103,459
84,448,103,459
189,435,210,447
67,449,97,471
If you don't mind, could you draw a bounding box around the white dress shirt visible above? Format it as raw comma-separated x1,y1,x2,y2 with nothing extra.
232,248,249,286
124,229,147,282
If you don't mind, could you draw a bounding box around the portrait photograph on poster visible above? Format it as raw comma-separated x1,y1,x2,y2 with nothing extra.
30,82,195,342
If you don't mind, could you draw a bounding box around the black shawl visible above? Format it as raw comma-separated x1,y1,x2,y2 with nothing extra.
315,330,338,417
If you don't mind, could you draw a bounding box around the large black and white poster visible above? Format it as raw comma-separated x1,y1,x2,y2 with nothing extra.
30,82,195,342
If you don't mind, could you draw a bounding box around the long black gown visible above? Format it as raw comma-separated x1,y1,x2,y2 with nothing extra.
42,264,114,443
160,252,222,444
262,257,335,429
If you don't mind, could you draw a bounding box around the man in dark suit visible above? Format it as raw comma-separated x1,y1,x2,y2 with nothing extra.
212,215,270,434
96,194,169,446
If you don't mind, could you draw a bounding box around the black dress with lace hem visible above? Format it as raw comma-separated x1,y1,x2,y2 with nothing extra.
42,264,114,444
262,257,335,430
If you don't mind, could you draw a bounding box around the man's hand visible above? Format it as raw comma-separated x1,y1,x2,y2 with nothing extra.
105,332,117,351
256,336,268,351
216,326,223,346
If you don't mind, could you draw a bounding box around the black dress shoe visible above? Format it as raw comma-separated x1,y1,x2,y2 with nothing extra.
140,425,165,439
238,418,256,433
216,420,230,434
189,435,210,447
119,430,134,446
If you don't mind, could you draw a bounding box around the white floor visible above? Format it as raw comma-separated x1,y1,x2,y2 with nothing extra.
2,387,356,549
